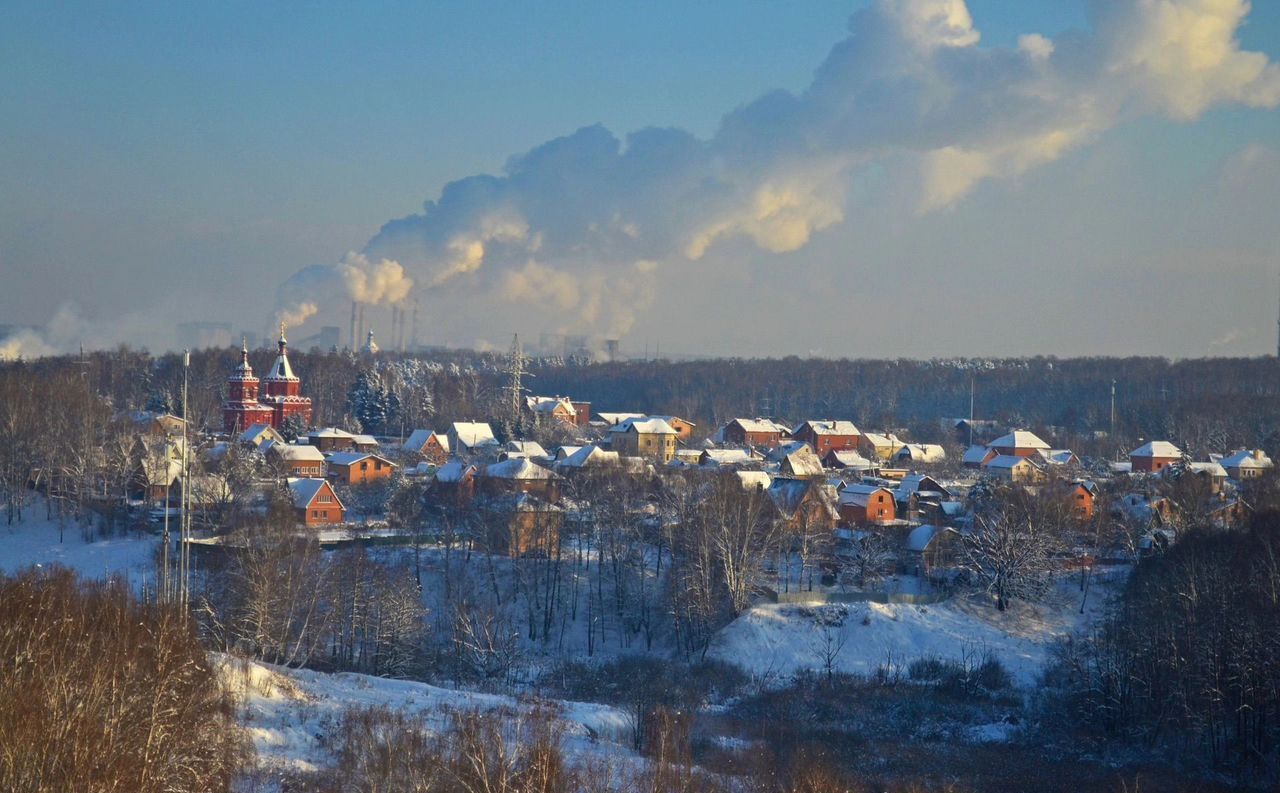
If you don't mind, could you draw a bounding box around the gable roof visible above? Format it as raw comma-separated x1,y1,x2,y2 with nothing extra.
780,446,826,478
895,443,946,463
825,449,875,469
768,478,837,520
596,412,646,426
1219,449,1273,470
727,418,789,435
482,457,560,481
984,454,1040,470
404,429,449,454
794,419,860,436
434,458,477,483
1130,440,1182,459
962,444,993,465
988,430,1050,450
556,444,620,469
526,395,576,416
611,417,677,435
270,443,326,462
449,422,498,450
239,423,284,447
287,477,341,510
327,451,395,468
311,427,355,439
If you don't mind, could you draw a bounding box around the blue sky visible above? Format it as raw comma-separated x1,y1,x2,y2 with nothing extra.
2,1,1279,358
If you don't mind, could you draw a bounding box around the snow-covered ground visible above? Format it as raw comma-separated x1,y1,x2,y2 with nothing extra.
222,656,637,776
0,500,159,585
708,576,1118,687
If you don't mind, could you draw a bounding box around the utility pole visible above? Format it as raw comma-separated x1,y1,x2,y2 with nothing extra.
968,373,975,447
1110,379,1116,439
179,349,190,611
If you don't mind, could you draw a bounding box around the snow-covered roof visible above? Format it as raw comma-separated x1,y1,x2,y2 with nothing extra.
1036,449,1078,466
288,477,338,509
896,474,952,499
327,451,394,468
1130,440,1182,459
1219,449,1274,470
434,459,476,483
701,448,756,466
906,525,955,553
727,418,789,434
984,454,1038,470
311,427,355,439
239,423,283,446
895,443,946,463
611,417,677,435
780,447,825,478
826,449,874,469
962,445,992,465
554,445,584,460
765,440,813,462
1182,461,1228,478
988,430,1050,451
768,478,836,520
526,395,575,416
505,440,548,458
271,444,326,462
449,422,498,450
860,432,900,447
596,412,646,426
556,444,620,469
404,429,448,454
482,457,560,480
736,471,773,490
648,415,695,428
794,419,860,436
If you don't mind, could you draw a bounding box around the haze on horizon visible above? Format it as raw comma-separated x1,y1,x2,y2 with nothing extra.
2,0,1279,361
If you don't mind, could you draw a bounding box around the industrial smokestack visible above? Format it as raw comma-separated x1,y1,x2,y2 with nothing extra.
410,299,419,351
358,305,365,347
605,339,619,361
349,301,357,350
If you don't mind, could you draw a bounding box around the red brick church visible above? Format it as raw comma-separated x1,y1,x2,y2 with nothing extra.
222,325,313,434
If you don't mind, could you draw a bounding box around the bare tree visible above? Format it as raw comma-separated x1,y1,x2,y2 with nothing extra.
961,512,1055,611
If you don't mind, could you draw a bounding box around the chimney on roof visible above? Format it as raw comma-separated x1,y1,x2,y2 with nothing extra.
1254,449,1264,461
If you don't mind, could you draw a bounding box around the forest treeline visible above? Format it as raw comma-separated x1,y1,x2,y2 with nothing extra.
7,349,1280,457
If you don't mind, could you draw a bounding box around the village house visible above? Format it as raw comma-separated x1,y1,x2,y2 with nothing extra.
767,478,838,534
326,452,397,487
894,475,953,524
430,459,477,507
448,422,500,457
525,395,578,425
609,417,679,463
595,412,646,427
307,428,360,453
700,448,758,468
1129,440,1183,473
961,444,996,468
1057,480,1097,521
838,483,897,526
719,418,790,449
130,411,187,438
288,477,345,526
478,494,562,556
239,423,285,450
477,457,562,502
986,430,1051,458
501,440,550,461
983,454,1045,483
858,432,903,461
1219,449,1274,480
648,415,697,444
822,448,876,472
268,443,326,478
554,444,621,474
1169,460,1228,494
893,443,947,464
903,525,962,579
791,420,860,456
778,446,826,479
403,429,450,465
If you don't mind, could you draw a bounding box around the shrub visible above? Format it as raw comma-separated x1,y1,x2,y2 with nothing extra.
0,566,247,792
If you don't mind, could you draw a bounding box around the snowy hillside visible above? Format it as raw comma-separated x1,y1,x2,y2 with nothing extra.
708,580,1116,687
0,500,158,584
221,656,638,777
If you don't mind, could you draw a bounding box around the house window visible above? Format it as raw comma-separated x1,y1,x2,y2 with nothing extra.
360,461,368,471
312,509,318,517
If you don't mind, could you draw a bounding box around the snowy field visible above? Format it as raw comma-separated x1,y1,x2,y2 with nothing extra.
221,656,639,777
709,577,1118,687
0,500,159,585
